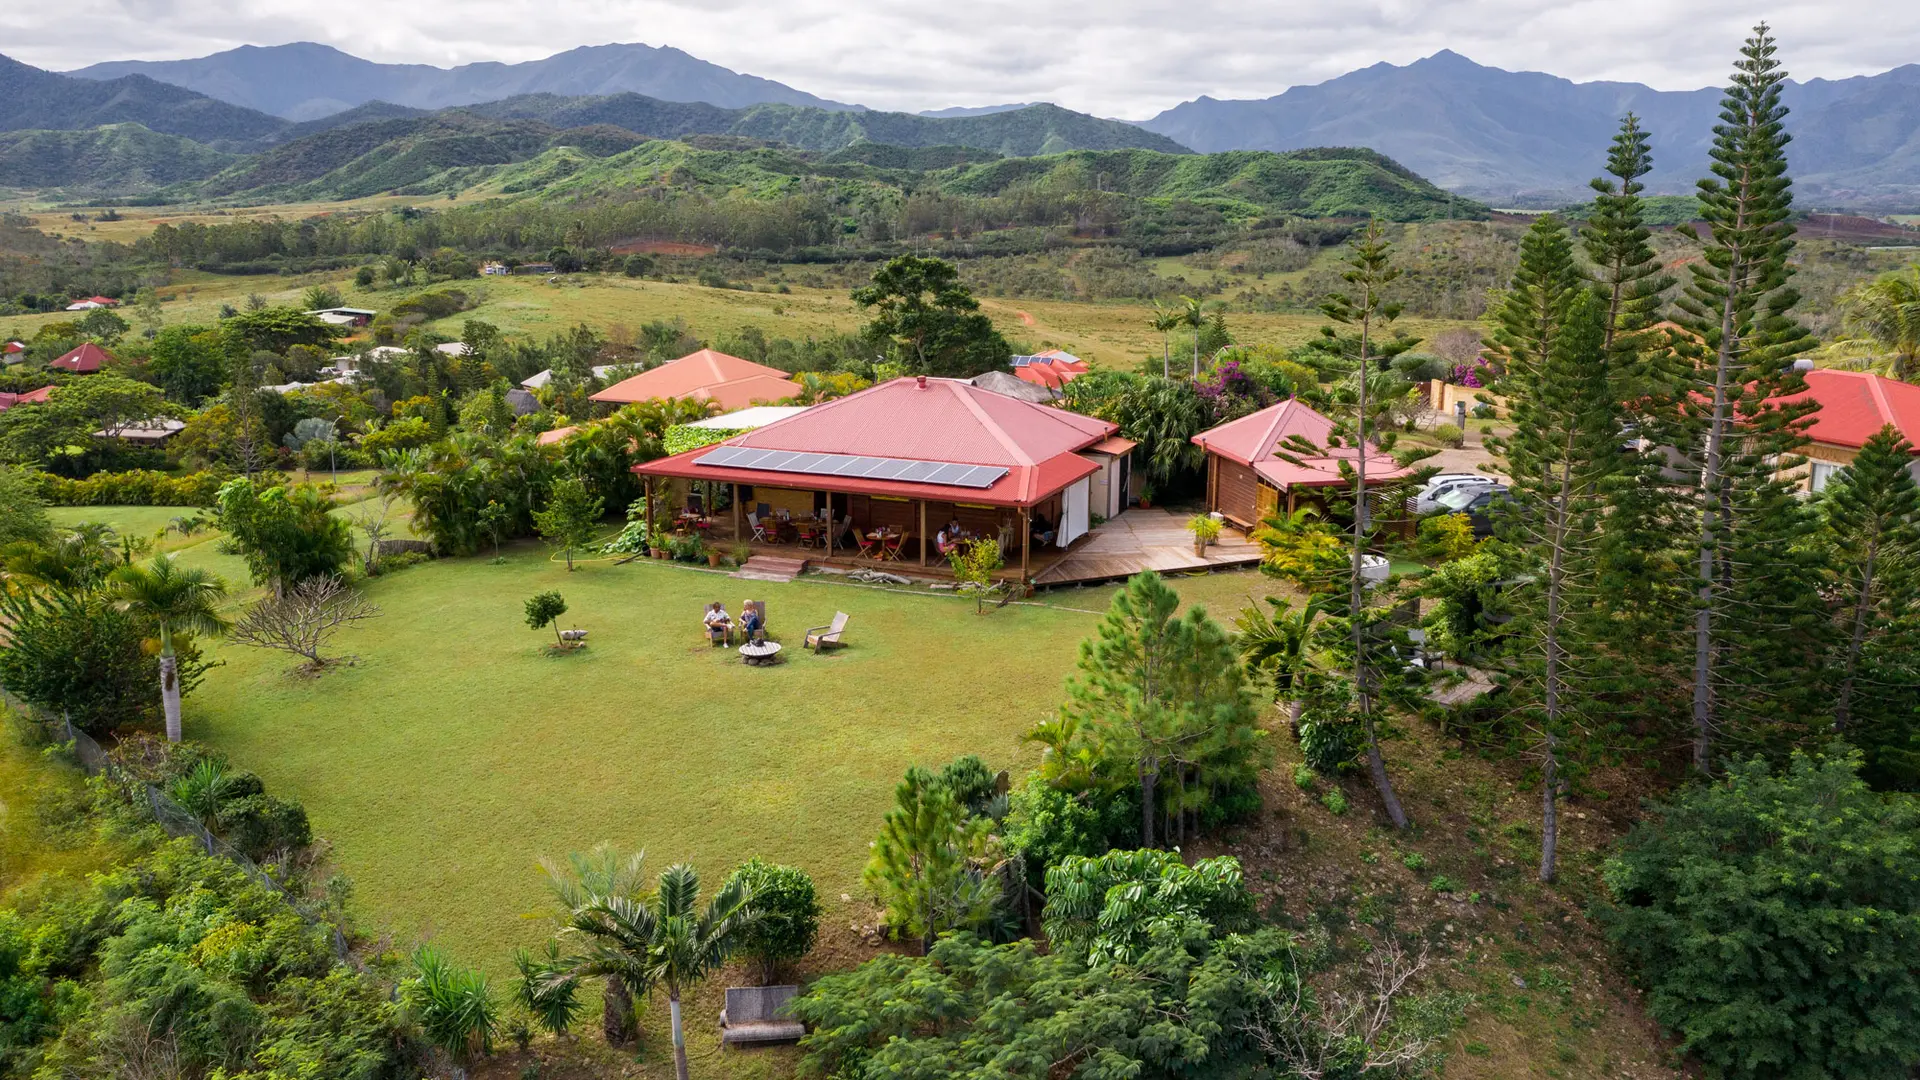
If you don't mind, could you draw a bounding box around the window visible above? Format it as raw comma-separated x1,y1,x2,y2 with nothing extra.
1810,461,1840,492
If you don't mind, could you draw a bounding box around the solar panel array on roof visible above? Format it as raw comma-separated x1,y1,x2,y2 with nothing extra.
694,446,1009,489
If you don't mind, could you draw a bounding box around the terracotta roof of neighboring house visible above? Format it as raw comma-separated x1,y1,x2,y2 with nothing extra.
1010,350,1090,390
592,349,801,411
1087,435,1138,456
969,369,1058,403
634,376,1117,508
3,341,24,354
1782,369,1920,452
1191,397,1412,489
536,425,580,446
14,385,55,405
50,342,112,373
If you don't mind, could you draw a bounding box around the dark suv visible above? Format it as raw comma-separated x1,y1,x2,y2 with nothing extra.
1435,483,1511,537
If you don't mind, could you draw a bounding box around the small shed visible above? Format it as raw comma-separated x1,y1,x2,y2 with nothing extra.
1191,398,1412,529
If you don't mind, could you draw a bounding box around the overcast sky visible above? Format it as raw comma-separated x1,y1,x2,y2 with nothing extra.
6,0,1915,117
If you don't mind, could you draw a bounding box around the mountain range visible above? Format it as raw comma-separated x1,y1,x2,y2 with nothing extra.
68,42,854,121
1139,49,1920,208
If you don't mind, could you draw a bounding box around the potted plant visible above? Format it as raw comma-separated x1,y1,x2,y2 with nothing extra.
1138,482,1156,509
707,547,724,568
1187,513,1223,557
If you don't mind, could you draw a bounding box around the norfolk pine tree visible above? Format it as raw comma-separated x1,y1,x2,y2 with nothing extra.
1671,24,1822,769
1318,220,1411,828
1485,216,1623,882
1820,427,1920,747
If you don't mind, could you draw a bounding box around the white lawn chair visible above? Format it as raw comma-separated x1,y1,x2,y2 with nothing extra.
747,512,769,543
804,612,849,651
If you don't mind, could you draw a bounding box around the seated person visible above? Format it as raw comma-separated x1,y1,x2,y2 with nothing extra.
703,602,732,648
937,526,959,556
739,600,765,641
1031,513,1058,547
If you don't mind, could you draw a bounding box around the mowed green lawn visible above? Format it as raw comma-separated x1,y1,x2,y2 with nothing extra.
183,547,1136,971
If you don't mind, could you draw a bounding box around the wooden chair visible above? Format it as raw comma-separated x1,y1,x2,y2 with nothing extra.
746,513,769,544
881,532,908,561
855,532,879,559
804,612,849,651
742,600,767,644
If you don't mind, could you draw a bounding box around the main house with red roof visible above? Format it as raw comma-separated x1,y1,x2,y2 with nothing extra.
50,342,111,373
1191,398,1413,528
591,348,802,412
1781,369,1920,491
633,375,1133,577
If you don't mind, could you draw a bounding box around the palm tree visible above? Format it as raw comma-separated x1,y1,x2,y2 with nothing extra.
109,556,229,742
546,854,756,1080
1234,594,1329,735
1149,304,1181,378
1838,266,1920,380
543,846,651,1046
1177,295,1206,379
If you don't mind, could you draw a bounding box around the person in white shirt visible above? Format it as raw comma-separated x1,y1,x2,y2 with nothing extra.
703,602,732,648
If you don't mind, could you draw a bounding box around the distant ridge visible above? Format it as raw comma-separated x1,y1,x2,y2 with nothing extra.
919,103,1035,118
1140,50,1920,208
68,41,859,121
0,52,284,151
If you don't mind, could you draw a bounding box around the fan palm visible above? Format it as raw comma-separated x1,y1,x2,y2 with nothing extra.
545,854,756,1080
1838,265,1920,380
1178,295,1206,378
109,556,229,742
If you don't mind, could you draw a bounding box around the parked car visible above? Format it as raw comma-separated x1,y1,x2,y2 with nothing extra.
1410,474,1499,514
1435,483,1511,537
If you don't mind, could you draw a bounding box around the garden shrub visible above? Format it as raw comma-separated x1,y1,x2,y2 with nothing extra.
32,469,231,507
1431,422,1465,448
387,289,471,321
723,858,821,984
1601,747,1920,1080
224,794,314,862
1000,777,1131,891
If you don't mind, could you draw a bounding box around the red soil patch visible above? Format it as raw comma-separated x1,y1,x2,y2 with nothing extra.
1015,309,1036,326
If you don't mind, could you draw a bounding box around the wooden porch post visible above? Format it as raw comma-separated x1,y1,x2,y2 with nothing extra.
644,478,654,544
1286,486,1296,516
732,483,742,543
918,500,928,566
1019,507,1031,578
823,490,833,554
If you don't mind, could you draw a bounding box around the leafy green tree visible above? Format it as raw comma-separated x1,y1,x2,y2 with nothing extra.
147,324,231,405
1317,219,1411,828
1819,427,1920,784
0,374,174,474
77,306,129,344
1176,294,1205,378
301,284,345,311
1043,850,1253,965
1484,216,1627,881
457,381,514,435
0,578,213,735
1672,25,1825,768
545,857,756,1080
0,466,53,549
1034,570,1266,848
402,944,498,1071
724,858,821,984
219,306,338,354
852,256,1010,377
1602,746,1920,1080
533,476,605,571
512,942,583,1038
864,766,999,954
1837,264,1920,380
214,478,355,595
108,556,230,743
524,591,568,647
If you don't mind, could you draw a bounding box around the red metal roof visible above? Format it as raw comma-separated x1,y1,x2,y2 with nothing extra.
634,376,1117,507
1011,352,1090,390
590,349,801,411
1781,370,1920,452
50,342,110,373
0,386,56,412
3,341,24,353
1192,398,1412,489
1088,435,1138,456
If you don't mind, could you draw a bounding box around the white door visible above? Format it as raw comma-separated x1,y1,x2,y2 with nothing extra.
1061,477,1091,546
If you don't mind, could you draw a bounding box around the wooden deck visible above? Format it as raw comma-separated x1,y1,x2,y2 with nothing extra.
1032,509,1261,587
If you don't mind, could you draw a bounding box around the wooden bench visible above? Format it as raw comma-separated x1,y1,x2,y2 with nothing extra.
719,985,805,1045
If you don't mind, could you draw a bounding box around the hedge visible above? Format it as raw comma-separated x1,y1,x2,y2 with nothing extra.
664,425,742,457
35,469,234,507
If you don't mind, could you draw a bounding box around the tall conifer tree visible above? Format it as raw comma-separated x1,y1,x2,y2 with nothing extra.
1486,218,1623,882
1671,24,1822,769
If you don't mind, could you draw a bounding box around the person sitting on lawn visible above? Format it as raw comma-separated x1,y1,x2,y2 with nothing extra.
704,602,732,648
739,599,764,642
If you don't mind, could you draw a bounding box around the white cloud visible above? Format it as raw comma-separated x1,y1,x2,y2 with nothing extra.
5,0,1915,117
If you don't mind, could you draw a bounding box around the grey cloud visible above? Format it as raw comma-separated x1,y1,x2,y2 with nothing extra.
7,0,1915,118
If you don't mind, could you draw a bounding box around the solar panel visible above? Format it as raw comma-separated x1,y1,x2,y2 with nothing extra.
689,447,1008,489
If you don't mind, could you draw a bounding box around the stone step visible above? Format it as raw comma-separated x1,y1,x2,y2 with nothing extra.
732,555,807,583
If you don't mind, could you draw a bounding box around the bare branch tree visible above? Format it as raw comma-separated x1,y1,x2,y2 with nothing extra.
229,575,380,673
1242,936,1444,1079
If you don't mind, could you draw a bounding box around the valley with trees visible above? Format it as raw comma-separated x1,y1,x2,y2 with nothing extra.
2,18,1920,1080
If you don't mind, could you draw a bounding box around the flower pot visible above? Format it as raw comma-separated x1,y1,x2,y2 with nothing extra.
707,552,723,568
1194,538,1207,558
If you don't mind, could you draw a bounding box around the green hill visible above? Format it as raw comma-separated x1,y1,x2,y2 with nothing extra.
203,113,569,199
0,123,238,192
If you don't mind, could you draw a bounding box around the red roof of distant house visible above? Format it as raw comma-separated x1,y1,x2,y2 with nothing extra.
590,349,801,411
535,425,580,446
634,376,1118,507
1780,369,1920,452
3,341,24,354
89,296,117,305
50,342,111,373
1011,349,1090,390
1191,397,1412,489
0,385,55,412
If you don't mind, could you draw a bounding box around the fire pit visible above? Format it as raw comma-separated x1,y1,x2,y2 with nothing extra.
739,641,782,667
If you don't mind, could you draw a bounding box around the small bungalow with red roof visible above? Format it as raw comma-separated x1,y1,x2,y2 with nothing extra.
50,342,111,373
634,375,1132,577
1779,369,1920,491
64,296,120,311
2,341,25,361
1191,398,1413,529
591,349,801,412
